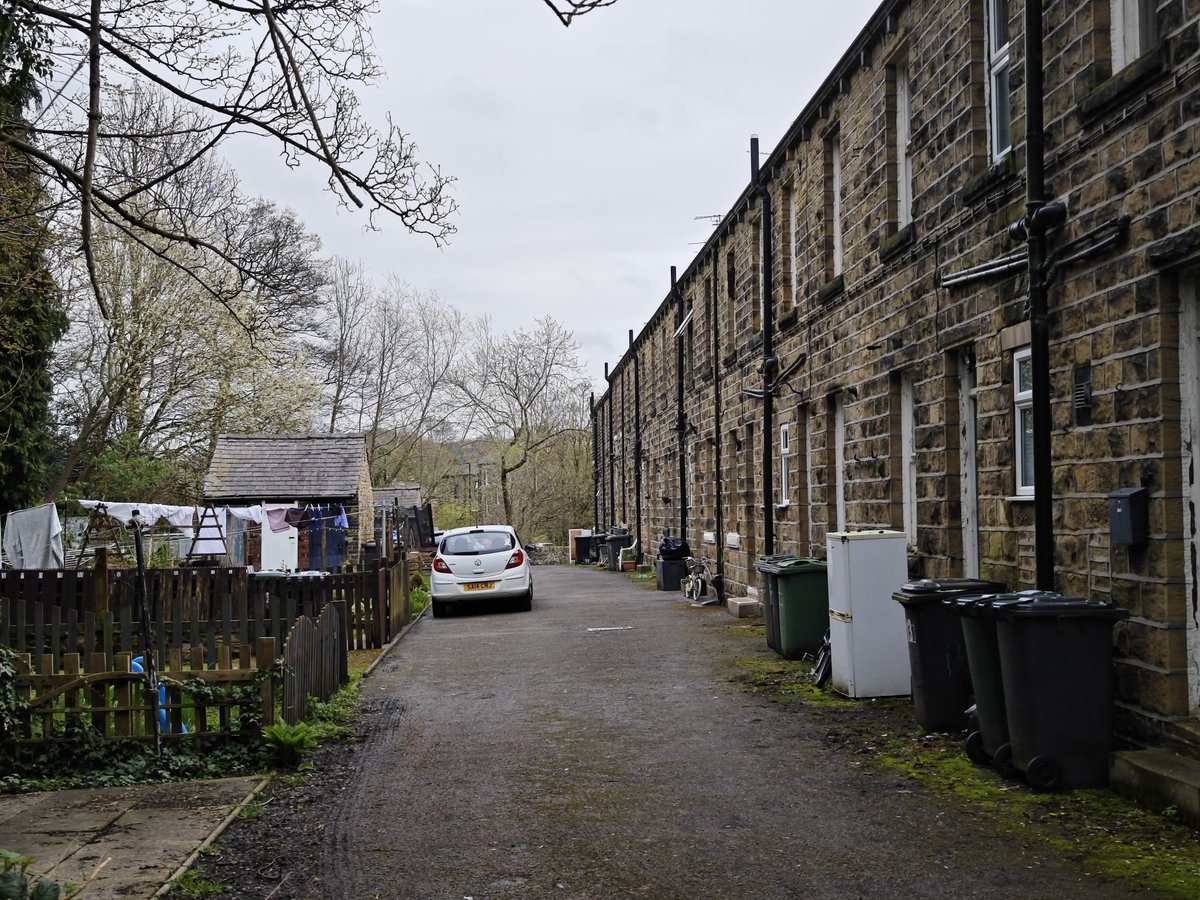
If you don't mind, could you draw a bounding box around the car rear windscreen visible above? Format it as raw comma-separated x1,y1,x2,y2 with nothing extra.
442,531,515,555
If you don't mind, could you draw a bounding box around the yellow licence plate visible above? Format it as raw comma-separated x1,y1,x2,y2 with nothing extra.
462,581,495,592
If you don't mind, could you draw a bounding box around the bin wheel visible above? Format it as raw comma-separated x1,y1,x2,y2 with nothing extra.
964,731,991,765
992,743,1020,781
1025,756,1062,792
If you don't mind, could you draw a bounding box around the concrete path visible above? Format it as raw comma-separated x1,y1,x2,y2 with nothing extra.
0,776,262,898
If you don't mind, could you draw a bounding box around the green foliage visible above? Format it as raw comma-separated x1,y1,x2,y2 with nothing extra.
0,850,81,900
301,679,361,744
0,9,54,110
0,105,67,512
262,722,317,769
409,584,431,617
0,648,29,745
431,499,474,530
58,436,180,505
169,869,223,898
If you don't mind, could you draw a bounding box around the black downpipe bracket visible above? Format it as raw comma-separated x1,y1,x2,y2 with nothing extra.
673,266,688,542
1025,0,1055,590
605,363,615,529
751,135,776,557
631,329,643,563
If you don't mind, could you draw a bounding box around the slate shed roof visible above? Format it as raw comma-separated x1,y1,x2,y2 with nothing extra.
373,484,421,509
204,434,368,502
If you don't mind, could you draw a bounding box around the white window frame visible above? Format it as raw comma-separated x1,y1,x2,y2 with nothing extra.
895,65,913,228
831,136,844,276
988,0,1012,162
779,423,792,506
1014,346,1035,496
788,184,799,306
1111,0,1157,71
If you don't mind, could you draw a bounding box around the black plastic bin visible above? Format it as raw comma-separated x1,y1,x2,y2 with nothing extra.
656,558,687,591
894,578,1004,732
606,533,634,571
755,555,792,653
947,592,1017,776
992,594,1128,790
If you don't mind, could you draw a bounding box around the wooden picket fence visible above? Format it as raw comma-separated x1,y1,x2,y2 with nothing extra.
3,637,276,751
281,603,346,725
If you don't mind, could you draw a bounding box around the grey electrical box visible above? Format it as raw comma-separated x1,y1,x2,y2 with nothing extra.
1108,486,1148,546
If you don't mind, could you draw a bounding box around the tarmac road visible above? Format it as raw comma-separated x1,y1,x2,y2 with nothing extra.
286,565,1145,900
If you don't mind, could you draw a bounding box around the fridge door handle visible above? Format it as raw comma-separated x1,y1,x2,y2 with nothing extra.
829,609,852,623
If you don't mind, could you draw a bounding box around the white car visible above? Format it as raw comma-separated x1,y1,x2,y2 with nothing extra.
429,525,533,617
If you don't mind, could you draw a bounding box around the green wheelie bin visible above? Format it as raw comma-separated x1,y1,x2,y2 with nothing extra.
755,555,792,653
772,557,829,660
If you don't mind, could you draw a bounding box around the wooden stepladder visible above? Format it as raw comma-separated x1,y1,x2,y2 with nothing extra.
187,504,229,561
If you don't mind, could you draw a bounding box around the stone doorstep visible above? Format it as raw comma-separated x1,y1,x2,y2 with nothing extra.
1110,749,1200,827
726,597,761,619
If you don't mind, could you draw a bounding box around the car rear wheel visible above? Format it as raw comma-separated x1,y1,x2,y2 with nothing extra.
431,600,450,618
514,586,533,612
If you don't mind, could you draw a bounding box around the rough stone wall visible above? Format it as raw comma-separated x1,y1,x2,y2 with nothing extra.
592,0,1200,749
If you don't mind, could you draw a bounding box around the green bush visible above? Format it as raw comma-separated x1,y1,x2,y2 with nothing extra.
262,722,317,770
0,850,81,899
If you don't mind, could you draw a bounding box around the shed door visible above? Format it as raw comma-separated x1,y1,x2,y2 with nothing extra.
261,503,299,572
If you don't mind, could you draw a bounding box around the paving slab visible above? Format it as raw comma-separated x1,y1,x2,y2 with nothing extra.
0,776,263,898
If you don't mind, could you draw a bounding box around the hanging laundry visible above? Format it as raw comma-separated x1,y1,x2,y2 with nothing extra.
334,505,349,529
227,506,263,525
284,506,312,530
3,503,65,569
265,507,292,533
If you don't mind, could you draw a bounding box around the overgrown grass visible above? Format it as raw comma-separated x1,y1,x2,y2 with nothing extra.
169,868,223,897
720,626,1200,898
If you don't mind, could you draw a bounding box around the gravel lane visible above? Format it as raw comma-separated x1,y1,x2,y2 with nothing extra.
199,565,1147,899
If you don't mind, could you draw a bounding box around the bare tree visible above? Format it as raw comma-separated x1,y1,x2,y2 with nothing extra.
0,1,616,317
453,316,589,527
315,257,373,433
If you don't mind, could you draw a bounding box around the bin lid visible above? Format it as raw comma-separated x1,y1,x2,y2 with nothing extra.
755,554,798,573
989,592,1130,620
943,592,1004,616
774,557,826,573
896,578,1006,605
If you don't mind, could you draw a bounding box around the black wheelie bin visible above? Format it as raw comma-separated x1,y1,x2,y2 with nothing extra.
755,555,793,653
893,578,1004,732
993,594,1128,790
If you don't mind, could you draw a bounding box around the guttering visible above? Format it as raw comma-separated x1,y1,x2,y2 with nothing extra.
939,251,1028,289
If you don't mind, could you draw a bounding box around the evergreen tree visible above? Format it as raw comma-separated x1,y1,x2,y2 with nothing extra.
0,10,65,512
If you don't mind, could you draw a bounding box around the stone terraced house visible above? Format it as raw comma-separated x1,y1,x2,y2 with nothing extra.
592,0,1200,756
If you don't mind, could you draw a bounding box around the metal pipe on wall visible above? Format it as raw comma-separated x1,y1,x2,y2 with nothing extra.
673,266,688,542
632,329,643,563
1025,0,1055,590
713,251,724,587
605,362,615,529
591,391,599,536
751,135,776,556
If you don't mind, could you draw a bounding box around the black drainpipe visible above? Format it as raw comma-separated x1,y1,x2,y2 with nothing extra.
621,363,628,526
632,329,643,562
713,251,724,590
605,363,615,529
591,391,599,535
1025,0,1054,590
751,135,776,556
673,266,688,542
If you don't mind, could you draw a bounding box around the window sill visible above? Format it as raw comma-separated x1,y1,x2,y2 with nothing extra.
1007,494,1035,503
1079,44,1168,122
961,152,1018,206
879,222,916,264
777,306,800,333
817,274,844,305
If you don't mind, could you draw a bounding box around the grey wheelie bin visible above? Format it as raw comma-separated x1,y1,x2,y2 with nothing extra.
773,557,830,660
755,555,792,653
993,594,1128,790
893,578,1004,732
606,533,634,571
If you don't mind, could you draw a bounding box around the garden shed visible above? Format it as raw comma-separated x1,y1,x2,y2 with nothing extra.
204,434,374,570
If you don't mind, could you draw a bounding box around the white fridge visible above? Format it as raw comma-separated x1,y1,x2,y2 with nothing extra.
826,530,910,698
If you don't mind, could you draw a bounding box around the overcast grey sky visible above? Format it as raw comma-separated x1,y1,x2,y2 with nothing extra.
232,1,881,385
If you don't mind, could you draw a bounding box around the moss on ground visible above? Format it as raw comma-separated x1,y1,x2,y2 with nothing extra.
717,620,1200,898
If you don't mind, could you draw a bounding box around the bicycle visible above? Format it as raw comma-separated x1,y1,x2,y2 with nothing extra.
680,556,723,606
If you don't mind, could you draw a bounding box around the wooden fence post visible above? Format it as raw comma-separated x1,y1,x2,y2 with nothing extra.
375,559,387,648
257,636,276,728
94,547,109,617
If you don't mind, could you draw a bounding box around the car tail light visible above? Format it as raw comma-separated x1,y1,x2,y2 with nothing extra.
505,548,524,569
433,556,452,574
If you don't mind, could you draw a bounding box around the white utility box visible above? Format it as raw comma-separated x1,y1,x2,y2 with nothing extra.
826,529,910,698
